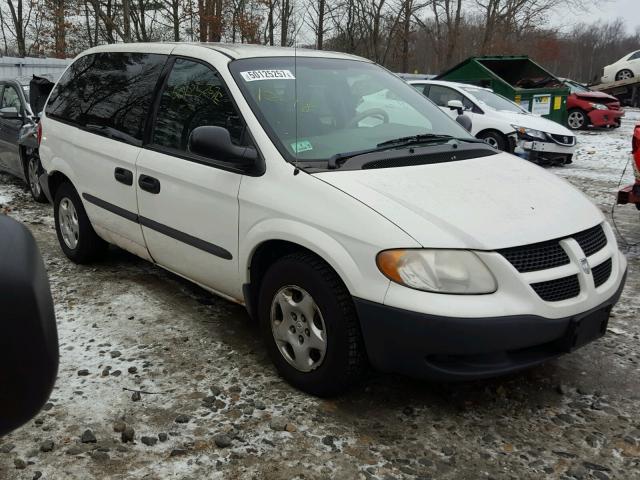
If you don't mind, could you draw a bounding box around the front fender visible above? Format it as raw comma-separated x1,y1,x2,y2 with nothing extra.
240,218,391,303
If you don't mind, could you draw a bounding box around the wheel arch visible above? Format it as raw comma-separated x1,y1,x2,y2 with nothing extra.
241,222,376,320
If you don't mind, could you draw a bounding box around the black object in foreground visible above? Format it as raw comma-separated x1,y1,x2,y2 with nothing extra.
0,215,58,436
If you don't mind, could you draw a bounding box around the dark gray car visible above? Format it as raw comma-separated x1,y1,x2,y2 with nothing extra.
0,77,48,202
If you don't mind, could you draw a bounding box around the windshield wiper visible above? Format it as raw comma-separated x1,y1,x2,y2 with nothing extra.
327,134,486,170
377,134,484,148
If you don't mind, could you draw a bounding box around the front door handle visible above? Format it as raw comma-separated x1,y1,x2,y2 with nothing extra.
114,167,133,186
138,174,161,194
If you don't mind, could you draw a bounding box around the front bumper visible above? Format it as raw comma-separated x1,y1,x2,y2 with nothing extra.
355,270,626,381
517,139,575,164
588,109,624,127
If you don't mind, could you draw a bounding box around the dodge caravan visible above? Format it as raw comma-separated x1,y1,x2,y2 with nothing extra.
38,44,627,396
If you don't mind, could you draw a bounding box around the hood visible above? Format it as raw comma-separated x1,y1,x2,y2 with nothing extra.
315,152,603,250
574,91,619,102
491,109,574,136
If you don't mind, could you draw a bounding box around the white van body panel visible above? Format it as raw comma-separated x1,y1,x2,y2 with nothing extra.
315,152,603,250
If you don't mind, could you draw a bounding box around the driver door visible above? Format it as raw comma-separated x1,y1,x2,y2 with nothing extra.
0,84,25,176
136,54,248,300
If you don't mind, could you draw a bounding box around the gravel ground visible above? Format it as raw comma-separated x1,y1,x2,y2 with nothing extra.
1,112,639,480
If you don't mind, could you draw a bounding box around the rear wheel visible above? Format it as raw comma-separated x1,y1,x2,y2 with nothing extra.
615,69,634,81
26,154,48,203
477,131,506,151
54,182,108,264
567,109,588,130
258,252,367,396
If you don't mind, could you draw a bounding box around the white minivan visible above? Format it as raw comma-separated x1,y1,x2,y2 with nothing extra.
38,43,627,396
408,80,576,164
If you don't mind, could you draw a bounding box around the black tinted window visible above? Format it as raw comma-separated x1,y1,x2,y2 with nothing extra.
152,59,245,151
46,52,166,143
630,51,640,60
427,85,465,107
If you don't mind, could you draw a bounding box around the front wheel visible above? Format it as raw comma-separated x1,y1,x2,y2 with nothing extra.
567,109,588,130
477,131,506,151
258,252,367,396
54,182,108,264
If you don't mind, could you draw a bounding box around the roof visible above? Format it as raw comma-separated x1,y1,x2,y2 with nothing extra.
81,42,369,62
408,79,492,91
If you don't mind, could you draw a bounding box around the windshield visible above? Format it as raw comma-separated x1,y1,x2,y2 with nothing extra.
564,81,589,93
461,87,526,113
229,57,472,162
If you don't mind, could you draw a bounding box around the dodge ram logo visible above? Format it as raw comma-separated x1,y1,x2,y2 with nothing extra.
580,258,591,274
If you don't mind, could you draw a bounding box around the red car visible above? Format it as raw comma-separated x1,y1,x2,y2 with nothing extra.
563,79,624,130
617,123,640,209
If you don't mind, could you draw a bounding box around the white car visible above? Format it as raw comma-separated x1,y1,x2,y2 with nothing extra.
408,80,576,164
601,50,640,83
38,43,626,395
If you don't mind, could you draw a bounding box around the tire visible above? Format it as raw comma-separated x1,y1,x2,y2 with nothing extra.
477,131,506,151
24,152,48,203
258,252,367,396
615,69,634,81
567,109,588,130
54,182,108,264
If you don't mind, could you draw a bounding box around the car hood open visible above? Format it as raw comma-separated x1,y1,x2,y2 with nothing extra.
315,151,603,250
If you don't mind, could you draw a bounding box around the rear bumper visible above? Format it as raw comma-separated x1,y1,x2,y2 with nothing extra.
354,270,626,381
588,109,624,127
38,173,53,203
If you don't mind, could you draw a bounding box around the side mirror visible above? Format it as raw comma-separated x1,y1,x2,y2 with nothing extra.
456,114,473,132
188,126,257,168
447,100,464,115
0,215,58,436
0,106,21,119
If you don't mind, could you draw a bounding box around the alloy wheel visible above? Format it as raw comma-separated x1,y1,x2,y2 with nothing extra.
567,111,585,130
28,157,41,197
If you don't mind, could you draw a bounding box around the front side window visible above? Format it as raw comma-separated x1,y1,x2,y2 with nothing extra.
152,59,246,152
462,87,525,113
229,57,471,162
1,86,21,111
629,51,640,61
427,85,465,107
46,52,166,143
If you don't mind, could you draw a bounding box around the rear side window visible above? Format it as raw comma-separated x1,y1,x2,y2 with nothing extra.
151,58,246,152
46,52,166,143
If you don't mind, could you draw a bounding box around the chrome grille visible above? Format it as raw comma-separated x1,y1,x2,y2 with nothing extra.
547,133,576,146
531,275,580,302
592,258,612,288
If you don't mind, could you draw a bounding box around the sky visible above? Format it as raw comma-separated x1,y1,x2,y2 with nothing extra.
552,0,640,34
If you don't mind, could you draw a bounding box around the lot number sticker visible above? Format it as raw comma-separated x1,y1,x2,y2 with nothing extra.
240,70,296,82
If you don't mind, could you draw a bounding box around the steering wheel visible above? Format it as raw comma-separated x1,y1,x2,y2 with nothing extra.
347,108,389,128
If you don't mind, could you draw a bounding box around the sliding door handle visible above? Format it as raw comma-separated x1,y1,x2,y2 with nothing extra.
138,174,161,194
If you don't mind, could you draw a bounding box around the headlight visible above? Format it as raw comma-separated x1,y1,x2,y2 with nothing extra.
511,125,547,141
376,249,497,294
589,103,608,110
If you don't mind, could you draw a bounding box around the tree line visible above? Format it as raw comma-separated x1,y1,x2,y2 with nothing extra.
1,0,638,83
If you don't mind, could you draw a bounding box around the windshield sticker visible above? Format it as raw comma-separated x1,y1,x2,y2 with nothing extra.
240,70,295,82
291,140,313,153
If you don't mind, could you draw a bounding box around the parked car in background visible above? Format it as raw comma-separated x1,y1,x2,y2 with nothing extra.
0,77,50,202
562,78,623,130
601,50,640,83
409,79,576,164
617,123,640,210
39,44,626,396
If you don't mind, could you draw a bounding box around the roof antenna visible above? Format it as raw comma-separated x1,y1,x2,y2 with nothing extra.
293,40,299,176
